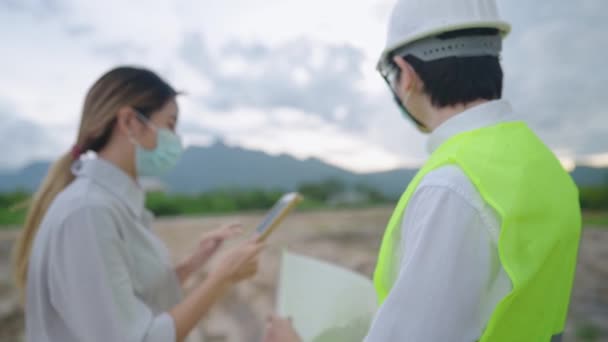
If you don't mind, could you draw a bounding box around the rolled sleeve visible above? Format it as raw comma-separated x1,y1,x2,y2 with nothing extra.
48,205,176,342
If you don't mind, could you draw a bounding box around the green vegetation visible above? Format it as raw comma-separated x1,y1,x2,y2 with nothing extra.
579,187,608,211
576,323,602,342
0,182,607,228
0,179,393,227
578,186,608,228
297,178,391,205
582,212,608,227
145,179,392,217
0,191,29,228
146,189,288,217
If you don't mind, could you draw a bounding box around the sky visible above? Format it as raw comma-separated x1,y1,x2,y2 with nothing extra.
0,0,606,173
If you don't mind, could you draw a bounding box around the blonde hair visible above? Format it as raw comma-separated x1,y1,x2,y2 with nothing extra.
12,66,177,302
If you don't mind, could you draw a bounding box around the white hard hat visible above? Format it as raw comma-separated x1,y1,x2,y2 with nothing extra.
378,0,511,67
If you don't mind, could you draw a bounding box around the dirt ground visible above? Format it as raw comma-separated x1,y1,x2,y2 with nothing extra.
1,207,607,341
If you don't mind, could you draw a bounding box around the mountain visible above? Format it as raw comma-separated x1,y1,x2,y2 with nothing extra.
0,143,606,195
357,169,418,198
0,161,50,192
164,142,358,193
0,143,417,195
571,166,608,187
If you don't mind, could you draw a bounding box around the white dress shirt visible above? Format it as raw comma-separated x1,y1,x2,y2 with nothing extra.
365,100,515,342
26,157,202,342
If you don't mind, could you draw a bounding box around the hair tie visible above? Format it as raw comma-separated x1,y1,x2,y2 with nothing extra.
71,145,83,160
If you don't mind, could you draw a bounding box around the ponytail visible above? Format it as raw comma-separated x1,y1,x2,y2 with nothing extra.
12,152,76,303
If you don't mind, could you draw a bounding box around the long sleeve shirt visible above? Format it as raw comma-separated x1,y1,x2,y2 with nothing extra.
26,157,202,342
365,100,514,342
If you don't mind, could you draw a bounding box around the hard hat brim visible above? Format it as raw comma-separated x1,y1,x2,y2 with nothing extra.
377,20,511,71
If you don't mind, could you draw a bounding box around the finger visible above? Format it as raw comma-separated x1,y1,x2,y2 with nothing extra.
264,322,273,335
242,238,266,253
204,223,243,241
199,230,224,242
221,223,244,236
230,241,264,264
251,242,266,257
249,232,263,242
272,314,282,321
244,260,258,274
212,230,242,244
236,267,256,281
215,228,242,241
248,238,266,251
241,245,264,262
206,238,220,248
221,222,243,233
223,222,242,229
250,261,259,272
245,268,257,279
247,264,258,276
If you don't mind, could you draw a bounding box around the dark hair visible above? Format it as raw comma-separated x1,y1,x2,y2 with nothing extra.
402,28,503,108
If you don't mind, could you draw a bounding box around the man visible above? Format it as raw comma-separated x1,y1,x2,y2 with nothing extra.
265,0,581,341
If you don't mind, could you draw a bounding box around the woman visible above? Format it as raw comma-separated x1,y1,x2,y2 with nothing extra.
12,66,264,342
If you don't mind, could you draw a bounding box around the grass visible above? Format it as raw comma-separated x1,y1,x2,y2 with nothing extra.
0,192,362,229
576,323,602,341
582,212,608,228
0,191,29,228
0,209,26,229
1,190,607,230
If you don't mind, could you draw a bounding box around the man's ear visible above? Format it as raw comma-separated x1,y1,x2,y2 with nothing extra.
393,56,418,94
393,56,416,96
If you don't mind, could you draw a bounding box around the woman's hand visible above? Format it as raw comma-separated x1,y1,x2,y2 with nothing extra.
209,236,265,285
264,315,302,342
190,223,243,268
176,223,243,284
170,236,264,342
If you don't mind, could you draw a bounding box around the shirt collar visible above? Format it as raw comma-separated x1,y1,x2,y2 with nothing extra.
73,157,144,217
427,99,514,153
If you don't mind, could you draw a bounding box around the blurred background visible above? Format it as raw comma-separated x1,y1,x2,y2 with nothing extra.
0,0,606,341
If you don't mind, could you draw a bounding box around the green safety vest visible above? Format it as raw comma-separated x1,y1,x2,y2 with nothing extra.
373,121,581,341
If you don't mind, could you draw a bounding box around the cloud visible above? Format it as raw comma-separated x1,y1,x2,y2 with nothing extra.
0,0,64,15
0,0,606,172
178,33,428,168
180,35,367,124
174,0,608,170
0,99,57,169
501,0,608,159
185,106,408,172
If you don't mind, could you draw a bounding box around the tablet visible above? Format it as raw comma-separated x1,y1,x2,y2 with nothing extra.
256,192,303,241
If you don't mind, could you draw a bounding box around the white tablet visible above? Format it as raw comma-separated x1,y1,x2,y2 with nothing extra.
256,192,303,241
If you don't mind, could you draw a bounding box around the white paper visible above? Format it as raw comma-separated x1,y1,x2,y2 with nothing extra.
277,250,377,342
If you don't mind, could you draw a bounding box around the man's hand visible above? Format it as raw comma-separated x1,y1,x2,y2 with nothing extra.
264,315,302,342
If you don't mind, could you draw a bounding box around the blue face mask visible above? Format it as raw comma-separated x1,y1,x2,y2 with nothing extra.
131,114,183,178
